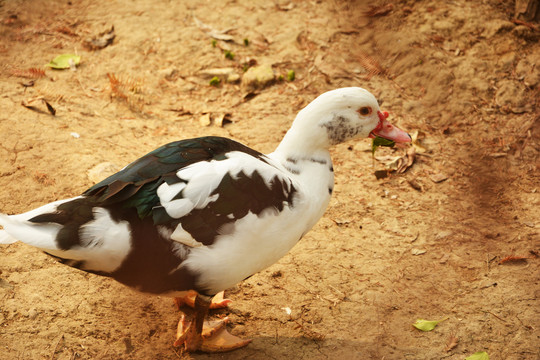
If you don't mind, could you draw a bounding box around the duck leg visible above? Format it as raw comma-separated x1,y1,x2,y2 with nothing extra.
174,293,251,352
174,290,232,310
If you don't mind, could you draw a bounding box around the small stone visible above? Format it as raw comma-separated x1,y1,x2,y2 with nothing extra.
241,64,275,92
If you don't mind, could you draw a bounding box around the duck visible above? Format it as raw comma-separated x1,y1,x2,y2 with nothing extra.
0,87,411,352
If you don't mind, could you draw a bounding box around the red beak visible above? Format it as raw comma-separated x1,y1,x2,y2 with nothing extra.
370,111,411,143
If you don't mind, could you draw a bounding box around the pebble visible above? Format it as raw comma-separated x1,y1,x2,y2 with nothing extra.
241,64,275,92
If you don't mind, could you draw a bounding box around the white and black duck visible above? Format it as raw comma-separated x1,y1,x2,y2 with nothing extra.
0,87,411,352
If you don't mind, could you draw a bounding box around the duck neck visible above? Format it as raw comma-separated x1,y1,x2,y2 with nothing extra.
273,110,331,160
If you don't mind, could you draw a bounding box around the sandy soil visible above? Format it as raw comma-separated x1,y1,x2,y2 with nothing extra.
0,0,539,359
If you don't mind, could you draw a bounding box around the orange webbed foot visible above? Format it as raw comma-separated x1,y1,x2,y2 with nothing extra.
174,311,251,352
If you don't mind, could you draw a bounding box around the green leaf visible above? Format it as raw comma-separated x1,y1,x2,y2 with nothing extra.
465,351,490,360
209,76,221,87
243,38,249,46
371,136,395,155
224,50,235,60
46,54,81,69
287,69,295,81
412,318,447,331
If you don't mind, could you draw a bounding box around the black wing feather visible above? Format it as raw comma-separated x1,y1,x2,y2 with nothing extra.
83,136,264,219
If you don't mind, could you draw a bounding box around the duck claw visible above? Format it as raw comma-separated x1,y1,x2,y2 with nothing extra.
175,313,251,352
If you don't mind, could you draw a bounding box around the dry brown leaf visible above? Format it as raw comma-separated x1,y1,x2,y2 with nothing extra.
214,113,232,127
21,97,56,116
396,147,416,173
10,67,46,79
445,334,459,352
411,248,427,256
429,172,448,183
499,255,531,264
364,4,394,17
275,2,294,11
33,171,55,186
193,16,235,42
107,72,146,111
357,51,385,79
199,113,211,127
408,177,423,191
84,25,115,50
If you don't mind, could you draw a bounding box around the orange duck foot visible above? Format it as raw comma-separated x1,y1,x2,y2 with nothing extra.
174,312,251,352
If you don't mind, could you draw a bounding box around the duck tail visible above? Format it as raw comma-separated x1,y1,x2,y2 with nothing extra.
0,215,19,244
0,231,18,244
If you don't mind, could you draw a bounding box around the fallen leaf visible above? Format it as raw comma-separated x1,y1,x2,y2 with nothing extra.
331,218,351,226
499,255,530,264
21,97,55,115
445,334,459,352
84,25,115,50
465,351,490,360
275,2,294,11
372,136,395,155
46,54,81,69
411,248,427,256
33,171,55,185
364,4,394,17
166,107,192,116
397,146,416,173
193,16,235,42
410,130,427,153
0,278,14,289
199,113,211,127
10,67,46,79
214,113,232,127
357,51,386,79
429,172,448,183
412,318,447,331
19,80,35,87
374,169,390,179
209,76,221,86
407,177,423,191
439,253,450,264
44,100,56,115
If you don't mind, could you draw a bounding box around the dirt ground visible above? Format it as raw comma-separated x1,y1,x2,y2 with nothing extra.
0,0,539,359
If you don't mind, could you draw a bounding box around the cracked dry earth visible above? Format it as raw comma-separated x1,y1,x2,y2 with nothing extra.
0,0,539,359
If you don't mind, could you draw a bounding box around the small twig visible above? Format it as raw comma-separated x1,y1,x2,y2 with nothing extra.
49,334,64,360
484,310,506,323
171,346,183,359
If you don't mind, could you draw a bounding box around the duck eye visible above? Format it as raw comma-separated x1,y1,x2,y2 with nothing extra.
358,107,372,116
